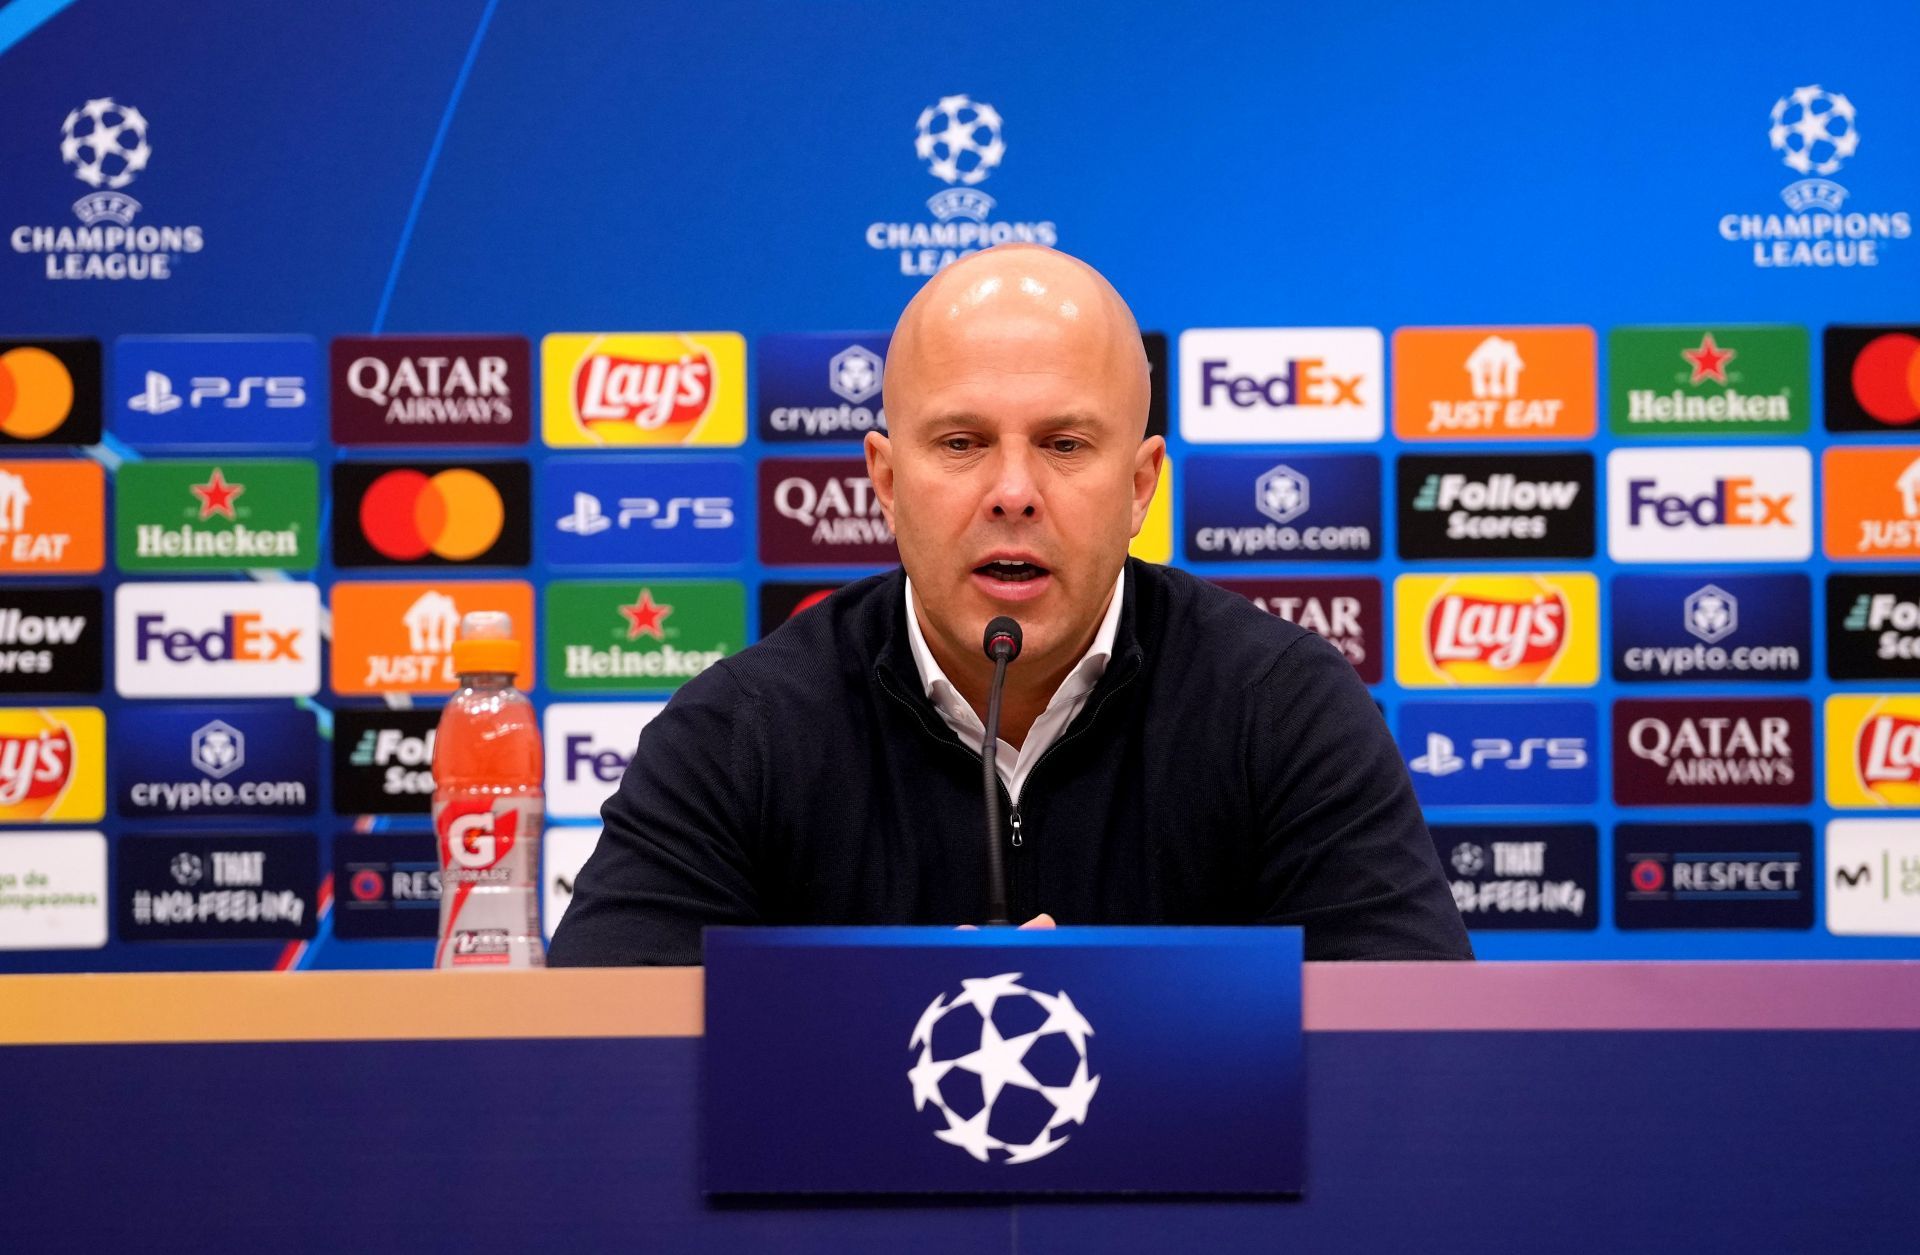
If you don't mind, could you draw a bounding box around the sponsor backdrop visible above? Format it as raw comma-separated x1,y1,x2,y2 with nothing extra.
0,0,1917,970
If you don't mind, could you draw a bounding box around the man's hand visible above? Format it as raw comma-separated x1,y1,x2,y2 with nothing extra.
957,913,1056,931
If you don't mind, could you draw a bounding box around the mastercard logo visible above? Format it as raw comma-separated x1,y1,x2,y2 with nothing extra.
0,346,76,440
1850,333,1920,426
359,468,504,561
335,461,529,569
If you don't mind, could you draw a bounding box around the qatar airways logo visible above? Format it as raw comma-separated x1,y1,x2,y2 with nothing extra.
760,459,899,565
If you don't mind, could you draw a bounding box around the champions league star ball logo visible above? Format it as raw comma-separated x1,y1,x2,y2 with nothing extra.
908,972,1100,1164
915,94,1005,187
60,97,150,191
1769,85,1857,179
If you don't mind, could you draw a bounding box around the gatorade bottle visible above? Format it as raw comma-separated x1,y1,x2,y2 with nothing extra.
432,610,545,970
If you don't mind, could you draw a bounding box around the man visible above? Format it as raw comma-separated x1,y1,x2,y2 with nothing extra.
550,246,1471,966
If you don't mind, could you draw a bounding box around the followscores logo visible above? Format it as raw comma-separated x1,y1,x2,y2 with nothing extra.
1607,447,1811,562
1179,329,1383,443
0,586,103,693
332,709,439,815
1396,454,1593,559
115,582,320,698
1829,575,1920,680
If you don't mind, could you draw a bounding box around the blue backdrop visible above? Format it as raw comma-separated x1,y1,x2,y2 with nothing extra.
1,0,1917,970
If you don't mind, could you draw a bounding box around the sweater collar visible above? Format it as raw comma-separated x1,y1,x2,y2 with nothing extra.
874,559,1146,710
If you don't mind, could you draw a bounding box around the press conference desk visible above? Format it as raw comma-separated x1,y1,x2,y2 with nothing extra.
5,963,1918,1254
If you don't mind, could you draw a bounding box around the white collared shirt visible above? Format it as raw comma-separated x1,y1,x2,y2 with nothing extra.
904,567,1126,806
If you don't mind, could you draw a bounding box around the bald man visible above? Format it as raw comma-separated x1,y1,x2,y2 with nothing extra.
550,247,1471,966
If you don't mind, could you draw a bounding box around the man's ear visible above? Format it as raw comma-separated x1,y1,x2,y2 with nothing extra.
865,430,897,530
1129,435,1165,535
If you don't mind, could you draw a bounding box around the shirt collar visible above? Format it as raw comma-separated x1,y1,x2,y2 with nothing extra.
904,567,1127,708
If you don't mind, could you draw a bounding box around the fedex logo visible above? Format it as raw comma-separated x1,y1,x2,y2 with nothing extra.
1179,328,1383,443
544,702,665,818
115,582,319,698
1608,448,1811,563
1197,358,1360,409
1624,478,1793,528
134,613,303,663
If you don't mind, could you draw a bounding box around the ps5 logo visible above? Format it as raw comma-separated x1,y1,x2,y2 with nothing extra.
1410,732,1589,777
555,492,735,535
127,370,306,414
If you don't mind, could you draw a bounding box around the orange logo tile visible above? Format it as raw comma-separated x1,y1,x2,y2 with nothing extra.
1823,446,1920,560
0,459,104,573
331,581,535,696
1392,327,1596,440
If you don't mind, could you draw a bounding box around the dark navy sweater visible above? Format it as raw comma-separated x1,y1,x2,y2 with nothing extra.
548,560,1472,965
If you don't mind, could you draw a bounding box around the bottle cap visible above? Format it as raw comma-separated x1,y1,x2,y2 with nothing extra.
451,610,520,675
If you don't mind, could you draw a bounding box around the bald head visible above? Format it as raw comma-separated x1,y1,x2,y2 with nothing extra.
883,245,1149,436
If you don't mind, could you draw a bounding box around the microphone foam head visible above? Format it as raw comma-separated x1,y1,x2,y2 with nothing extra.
983,616,1023,662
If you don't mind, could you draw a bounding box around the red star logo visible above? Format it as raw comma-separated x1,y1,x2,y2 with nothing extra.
618,588,671,640
190,467,245,520
1680,332,1737,386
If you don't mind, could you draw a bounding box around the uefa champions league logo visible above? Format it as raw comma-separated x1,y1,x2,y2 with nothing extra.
908,972,1100,1164
61,97,150,191
915,94,1005,187
1769,86,1857,180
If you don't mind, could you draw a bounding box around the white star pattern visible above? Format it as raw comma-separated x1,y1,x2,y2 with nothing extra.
907,972,1099,1165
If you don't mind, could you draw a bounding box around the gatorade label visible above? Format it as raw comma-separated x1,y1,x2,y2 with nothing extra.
433,793,545,968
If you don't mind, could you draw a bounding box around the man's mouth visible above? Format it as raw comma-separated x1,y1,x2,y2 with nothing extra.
974,560,1048,583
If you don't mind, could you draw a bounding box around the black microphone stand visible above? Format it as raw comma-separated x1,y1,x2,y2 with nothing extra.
980,617,1021,926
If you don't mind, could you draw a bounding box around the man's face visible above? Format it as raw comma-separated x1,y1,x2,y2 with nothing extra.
868,305,1162,679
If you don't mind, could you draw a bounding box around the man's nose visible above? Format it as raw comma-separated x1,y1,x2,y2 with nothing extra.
984,443,1040,520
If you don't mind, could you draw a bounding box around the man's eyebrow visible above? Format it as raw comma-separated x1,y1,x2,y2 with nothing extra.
919,411,1115,432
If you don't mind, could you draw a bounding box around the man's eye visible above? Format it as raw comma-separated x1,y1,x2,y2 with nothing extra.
942,436,978,452
1050,438,1082,454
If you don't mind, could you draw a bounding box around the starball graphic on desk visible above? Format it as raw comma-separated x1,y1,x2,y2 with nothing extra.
0,0,1918,972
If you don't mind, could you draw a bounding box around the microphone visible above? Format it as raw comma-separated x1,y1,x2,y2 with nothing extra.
980,616,1022,926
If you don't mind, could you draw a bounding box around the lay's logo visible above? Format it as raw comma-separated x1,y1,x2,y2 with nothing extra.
1827,696,1920,808
1396,574,1599,688
542,333,745,447
0,707,104,822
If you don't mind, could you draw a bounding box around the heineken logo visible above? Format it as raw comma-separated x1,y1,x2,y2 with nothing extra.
115,459,318,571
545,580,743,692
1609,327,1808,435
